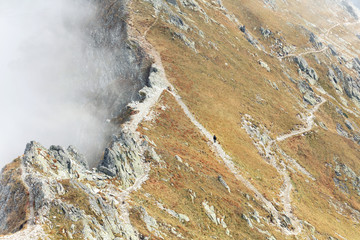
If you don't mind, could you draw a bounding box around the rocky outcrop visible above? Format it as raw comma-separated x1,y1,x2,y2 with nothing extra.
97,132,147,188
343,75,360,105
138,206,164,238
90,0,153,119
294,56,318,83
218,175,231,193
353,58,360,74
303,91,320,105
328,44,338,56
260,27,272,38
259,60,271,72
336,123,349,138
309,32,323,49
202,201,230,235
0,160,28,235
0,138,159,239
332,157,360,196
156,202,190,223
328,67,343,93
297,80,320,105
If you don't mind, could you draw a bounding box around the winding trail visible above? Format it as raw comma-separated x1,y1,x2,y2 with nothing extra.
104,162,151,234
277,97,326,142
279,47,328,60
166,88,301,233
240,95,327,235
268,97,327,232
278,20,358,60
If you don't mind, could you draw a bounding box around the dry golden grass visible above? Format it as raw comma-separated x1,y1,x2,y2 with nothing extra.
128,0,360,238
130,91,285,239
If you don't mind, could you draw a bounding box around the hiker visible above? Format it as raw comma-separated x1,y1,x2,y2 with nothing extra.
213,135,217,143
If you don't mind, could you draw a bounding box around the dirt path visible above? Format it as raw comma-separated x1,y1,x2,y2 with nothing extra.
0,225,46,240
278,20,358,60
241,96,327,235
166,88,306,234
277,97,326,142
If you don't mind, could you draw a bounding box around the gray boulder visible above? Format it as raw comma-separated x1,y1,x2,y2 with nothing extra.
336,123,349,138
309,33,323,49
260,27,272,38
218,175,231,193
303,91,320,105
294,56,318,82
328,44,338,56
97,132,146,188
298,80,313,94
343,74,360,104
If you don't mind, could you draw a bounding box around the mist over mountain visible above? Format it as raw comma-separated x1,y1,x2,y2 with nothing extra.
1,0,360,239
0,0,96,167
351,0,360,8
0,0,146,168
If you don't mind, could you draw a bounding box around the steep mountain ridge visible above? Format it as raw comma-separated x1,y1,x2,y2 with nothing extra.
1,0,360,239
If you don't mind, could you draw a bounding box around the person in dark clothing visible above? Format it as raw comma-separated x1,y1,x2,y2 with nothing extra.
213,135,217,143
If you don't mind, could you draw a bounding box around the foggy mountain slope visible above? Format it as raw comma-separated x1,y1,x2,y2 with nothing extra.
1,0,360,239
0,0,151,167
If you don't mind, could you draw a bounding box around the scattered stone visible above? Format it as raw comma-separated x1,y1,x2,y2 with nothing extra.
239,25,246,33
258,60,271,72
267,236,276,240
303,221,316,233
139,206,164,238
188,189,196,203
149,148,161,162
166,0,177,6
304,91,320,105
169,14,188,31
336,123,349,138
173,32,196,52
218,175,231,193
319,122,328,130
245,32,259,46
156,202,190,223
260,27,272,38
175,155,183,163
241,214,253,228
294,56,318,82
309,32,323,49
328,44,338,56
298,80,313,94
202,201,218,225
250,210,261,223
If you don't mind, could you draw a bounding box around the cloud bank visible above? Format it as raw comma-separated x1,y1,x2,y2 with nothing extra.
0,0,117,168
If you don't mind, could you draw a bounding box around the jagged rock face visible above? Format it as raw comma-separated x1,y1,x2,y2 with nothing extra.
0,139,153,239
309,32,323,49
343,75,360,104
88,0,153,119
294,56,318,83
97,132,149,188
70,0,155,165
3,0,360,239
0,160,28,235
